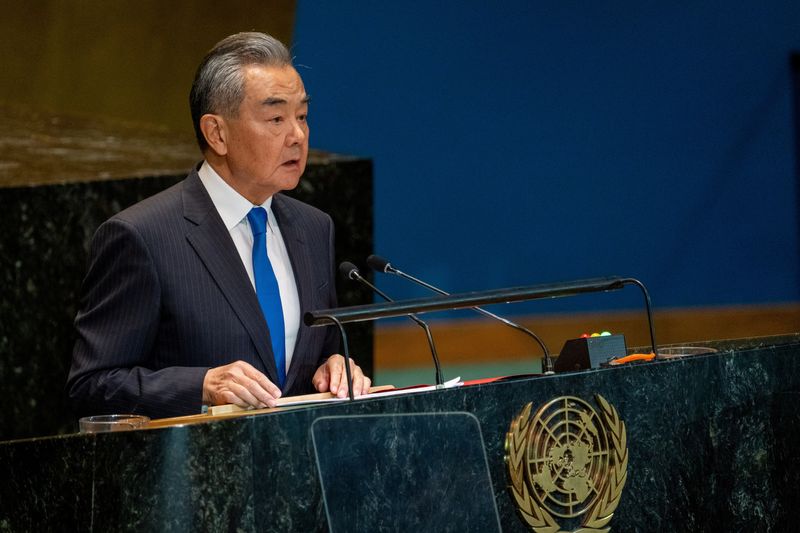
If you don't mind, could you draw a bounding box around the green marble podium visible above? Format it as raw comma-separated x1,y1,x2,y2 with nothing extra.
1,334,798,531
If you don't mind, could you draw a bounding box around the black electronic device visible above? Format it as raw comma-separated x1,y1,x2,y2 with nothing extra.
554,334,627,372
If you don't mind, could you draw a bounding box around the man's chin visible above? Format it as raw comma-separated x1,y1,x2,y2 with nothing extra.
276,170,304,192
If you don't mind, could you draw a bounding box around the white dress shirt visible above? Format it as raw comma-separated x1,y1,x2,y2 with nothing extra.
197,161,300,372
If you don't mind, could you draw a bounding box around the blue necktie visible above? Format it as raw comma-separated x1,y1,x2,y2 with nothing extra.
247,207,286,387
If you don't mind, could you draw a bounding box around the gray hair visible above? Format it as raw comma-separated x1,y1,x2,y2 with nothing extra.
189,32,292,151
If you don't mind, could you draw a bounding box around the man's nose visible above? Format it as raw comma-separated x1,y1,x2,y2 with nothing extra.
286,119,307,145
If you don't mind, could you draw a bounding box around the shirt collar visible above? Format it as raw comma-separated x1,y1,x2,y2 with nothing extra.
198,161,273,229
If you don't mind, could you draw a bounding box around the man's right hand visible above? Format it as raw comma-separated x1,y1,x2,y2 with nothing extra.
202,361,282,409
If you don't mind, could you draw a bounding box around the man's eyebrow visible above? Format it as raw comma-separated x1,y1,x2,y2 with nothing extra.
262,97,287,106
260,95,311,106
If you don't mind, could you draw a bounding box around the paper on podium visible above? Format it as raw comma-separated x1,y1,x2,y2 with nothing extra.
351,375,463,400
207,377,463,415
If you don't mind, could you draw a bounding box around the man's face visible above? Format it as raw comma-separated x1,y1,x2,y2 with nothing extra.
219,64,309,203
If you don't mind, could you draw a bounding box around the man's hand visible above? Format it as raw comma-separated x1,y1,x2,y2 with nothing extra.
312,354,371,398
202,360,282,408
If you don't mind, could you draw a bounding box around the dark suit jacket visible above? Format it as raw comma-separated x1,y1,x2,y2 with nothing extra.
68,168,340,419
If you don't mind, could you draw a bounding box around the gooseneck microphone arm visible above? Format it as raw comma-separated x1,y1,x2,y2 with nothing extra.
366,254,555,374
339,262,445,386
619,277,658,356
315,313,355,401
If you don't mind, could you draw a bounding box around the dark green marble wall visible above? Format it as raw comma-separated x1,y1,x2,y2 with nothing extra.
0,154,374,441
0,336,798,531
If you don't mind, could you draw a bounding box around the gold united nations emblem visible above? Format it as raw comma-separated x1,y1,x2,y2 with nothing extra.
505,395,628,533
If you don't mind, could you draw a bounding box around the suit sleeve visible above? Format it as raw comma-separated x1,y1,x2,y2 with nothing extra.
67,218,208,419
320,215,342,363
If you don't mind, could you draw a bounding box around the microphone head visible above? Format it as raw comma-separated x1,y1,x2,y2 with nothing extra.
366,254,391,273
338,261,360,280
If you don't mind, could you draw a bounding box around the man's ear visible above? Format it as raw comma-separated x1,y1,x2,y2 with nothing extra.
200,114,228,156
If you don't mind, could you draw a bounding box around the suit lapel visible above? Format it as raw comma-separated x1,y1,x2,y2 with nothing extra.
181,171,279,383
272,194,315,392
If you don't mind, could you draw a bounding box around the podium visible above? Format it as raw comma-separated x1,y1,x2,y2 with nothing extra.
312,413,501,532
1,334,799,531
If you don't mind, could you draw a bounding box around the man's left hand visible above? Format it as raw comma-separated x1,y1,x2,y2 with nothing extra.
312,354,371,398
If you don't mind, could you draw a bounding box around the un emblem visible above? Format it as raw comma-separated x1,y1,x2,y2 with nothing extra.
505,395,628,532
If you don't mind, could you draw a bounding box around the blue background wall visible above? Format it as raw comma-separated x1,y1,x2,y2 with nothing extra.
293,1,800,317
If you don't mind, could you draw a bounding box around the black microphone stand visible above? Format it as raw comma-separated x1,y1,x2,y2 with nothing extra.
340,262,444,386
314,313,355,401
367,255,554,374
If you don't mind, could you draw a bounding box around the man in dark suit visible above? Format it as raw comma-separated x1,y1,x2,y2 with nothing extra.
68,32,370,419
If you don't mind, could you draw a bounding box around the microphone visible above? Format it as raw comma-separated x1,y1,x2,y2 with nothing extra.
366,255,554,374
338,262,444,385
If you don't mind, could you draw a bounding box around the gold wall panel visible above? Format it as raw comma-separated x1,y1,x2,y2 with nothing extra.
0,1,296,136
